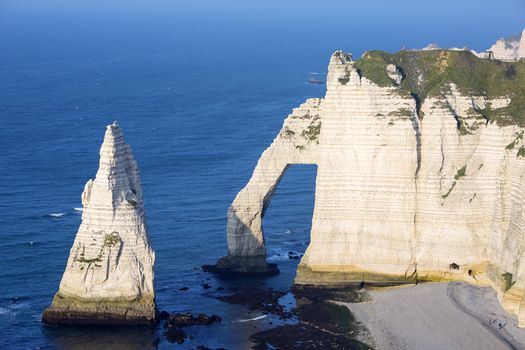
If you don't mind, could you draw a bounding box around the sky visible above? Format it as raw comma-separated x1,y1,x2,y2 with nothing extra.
1,0,524,56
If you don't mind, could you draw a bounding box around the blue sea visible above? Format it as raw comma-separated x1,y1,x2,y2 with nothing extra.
0,1,523,349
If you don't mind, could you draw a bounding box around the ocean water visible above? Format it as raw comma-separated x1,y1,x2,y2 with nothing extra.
0,1,523,349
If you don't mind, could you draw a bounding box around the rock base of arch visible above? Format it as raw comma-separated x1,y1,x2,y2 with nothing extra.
203,255,279,277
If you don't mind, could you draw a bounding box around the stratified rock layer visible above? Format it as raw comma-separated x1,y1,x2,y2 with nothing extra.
216,47,525,327
42,122,157,325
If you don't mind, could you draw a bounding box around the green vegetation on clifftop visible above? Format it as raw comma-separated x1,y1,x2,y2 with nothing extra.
353,50,525,126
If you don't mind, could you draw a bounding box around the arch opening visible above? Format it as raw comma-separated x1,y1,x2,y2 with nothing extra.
262,164,317,281
204,164,317,277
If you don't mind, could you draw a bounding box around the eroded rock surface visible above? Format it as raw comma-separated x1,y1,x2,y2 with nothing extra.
214,35,525,327
42,122,157,325
386,64,402,85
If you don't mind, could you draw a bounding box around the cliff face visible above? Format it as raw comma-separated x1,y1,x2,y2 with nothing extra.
488,29,525,61
215,48,525,325
42,122,157,325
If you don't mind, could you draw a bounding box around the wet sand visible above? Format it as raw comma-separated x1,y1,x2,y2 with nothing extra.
344,282,525,350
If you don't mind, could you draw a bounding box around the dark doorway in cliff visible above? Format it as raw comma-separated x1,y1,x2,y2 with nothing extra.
262,164,317,285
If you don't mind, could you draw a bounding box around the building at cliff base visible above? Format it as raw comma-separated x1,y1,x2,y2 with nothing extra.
42,122,157,325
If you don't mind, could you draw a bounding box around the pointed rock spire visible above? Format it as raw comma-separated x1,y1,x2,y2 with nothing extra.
42,122,157,325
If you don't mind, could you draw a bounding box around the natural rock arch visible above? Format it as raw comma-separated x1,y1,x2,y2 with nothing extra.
206,98,322,274
208,49,525,326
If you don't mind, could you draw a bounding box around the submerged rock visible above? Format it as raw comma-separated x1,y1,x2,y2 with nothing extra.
159,311,170,320
216,286,371,349
164,326,187,344
42,122,157,326
217,288,292,319
163,312,221,344
250,301,372,350
251,324,365,350
164,312,222,327
288,251,303,260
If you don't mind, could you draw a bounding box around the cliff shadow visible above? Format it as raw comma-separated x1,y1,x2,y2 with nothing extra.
42,324,160,350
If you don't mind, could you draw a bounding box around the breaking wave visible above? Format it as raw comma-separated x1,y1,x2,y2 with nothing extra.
267,248,303,262
0,302,29,317
267,249,290,262
237,314,268,322
48,212,66,217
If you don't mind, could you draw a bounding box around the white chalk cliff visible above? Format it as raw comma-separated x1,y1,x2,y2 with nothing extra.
416,28,525,62
214,44,525,327
43,122,157,325
212,98,321,274
488,29,525,61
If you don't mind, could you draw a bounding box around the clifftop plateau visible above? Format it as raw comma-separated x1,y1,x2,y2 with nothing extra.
354,49,525,126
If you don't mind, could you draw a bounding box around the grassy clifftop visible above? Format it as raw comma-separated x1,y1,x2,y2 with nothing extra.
353,50,525,126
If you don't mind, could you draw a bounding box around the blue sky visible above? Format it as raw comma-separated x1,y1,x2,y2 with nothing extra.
1,0,524,58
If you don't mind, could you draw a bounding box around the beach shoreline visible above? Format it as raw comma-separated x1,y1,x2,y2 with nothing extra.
344,282,525,350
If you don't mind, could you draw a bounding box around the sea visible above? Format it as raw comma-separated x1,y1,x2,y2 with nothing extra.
0,1,523,349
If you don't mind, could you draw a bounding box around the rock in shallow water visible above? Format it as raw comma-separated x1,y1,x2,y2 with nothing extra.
164,326,187,344
165,312,222,327
162,312,222,344
216,288,292,319
216,287,371,349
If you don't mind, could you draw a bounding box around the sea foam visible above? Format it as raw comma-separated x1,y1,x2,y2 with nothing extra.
237,314,267,322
